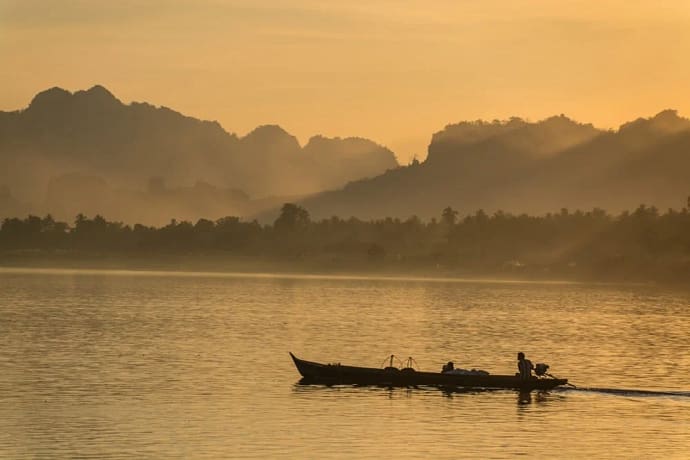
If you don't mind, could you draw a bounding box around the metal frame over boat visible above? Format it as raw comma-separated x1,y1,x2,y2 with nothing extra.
290,352,568,391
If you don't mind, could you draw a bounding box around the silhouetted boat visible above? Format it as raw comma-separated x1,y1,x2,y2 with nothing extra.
290,352,568,391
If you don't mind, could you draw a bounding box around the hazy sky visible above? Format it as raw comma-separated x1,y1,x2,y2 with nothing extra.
2,0,690,163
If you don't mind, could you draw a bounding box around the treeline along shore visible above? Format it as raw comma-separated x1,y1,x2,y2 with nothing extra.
2,202,690,284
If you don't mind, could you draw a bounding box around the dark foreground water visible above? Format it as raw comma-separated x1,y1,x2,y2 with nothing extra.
1,268,689,458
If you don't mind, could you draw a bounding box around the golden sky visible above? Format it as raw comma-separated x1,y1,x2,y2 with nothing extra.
2,0,690,163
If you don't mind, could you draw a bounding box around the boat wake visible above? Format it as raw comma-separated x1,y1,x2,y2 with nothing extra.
558,386,690,398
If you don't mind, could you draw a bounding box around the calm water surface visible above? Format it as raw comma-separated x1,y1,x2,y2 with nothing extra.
1,268,689,458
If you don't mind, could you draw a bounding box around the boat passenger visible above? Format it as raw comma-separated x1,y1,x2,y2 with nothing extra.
441,361,455,373
517,352,534,380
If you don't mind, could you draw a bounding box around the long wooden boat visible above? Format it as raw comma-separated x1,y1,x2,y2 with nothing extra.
290,353,568,391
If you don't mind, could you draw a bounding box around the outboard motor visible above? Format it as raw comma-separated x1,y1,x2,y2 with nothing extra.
535,363,550,376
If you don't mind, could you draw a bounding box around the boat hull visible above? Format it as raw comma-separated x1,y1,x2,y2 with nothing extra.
290,353,567,391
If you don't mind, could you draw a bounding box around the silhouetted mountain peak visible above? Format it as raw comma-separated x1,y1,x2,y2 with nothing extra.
75,85,121,105
427,115,601,163
303,136,398,173
541,114,591,129
241,124,301,153
73,85,123,114
28,87,72,111
244,124,292,139
305,135,380,154
431,117,527,147
619,109,690,135
653,109,682,120
649,109,690,132
306,134,332,144
27,85,123,116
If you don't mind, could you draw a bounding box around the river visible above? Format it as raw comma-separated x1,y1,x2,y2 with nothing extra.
1,268,689,458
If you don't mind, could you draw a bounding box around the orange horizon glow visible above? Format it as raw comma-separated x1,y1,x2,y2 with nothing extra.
2,0,690,163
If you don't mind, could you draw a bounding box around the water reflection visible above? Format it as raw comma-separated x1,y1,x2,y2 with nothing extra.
2,269,690,458
517,390,551,406
518,391,532,405
294,381,559,404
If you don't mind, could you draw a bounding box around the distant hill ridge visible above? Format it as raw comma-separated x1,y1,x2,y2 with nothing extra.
1,85,689,224
299,110,690,220
0,85,398,223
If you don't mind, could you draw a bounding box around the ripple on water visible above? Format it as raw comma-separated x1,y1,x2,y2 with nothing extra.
1,268,690,458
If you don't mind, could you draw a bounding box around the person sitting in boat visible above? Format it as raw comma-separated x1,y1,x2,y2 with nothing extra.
441,361,455,373
517,352,534,380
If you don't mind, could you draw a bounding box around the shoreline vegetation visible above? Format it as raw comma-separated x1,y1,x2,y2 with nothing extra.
2,203,689,285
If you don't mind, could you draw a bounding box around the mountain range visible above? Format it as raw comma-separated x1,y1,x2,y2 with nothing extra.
1,85,689,224
0,86,397,223
299,110,690,220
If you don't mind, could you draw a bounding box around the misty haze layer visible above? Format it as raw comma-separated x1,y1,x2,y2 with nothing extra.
1,86,690,225
300,111,690,220
0,86,397,224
